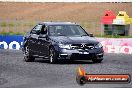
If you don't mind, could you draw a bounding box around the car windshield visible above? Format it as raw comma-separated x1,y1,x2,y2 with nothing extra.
48,25,88,36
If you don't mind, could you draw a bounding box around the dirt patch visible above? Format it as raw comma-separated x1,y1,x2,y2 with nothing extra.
0,2,132,35
0,2,132,21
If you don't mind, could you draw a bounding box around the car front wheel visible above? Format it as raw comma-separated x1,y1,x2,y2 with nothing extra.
49,47,58,64
24,46,35,62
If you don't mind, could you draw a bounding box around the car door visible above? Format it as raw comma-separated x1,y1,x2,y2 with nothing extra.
29,24,42,55
38,25,50,57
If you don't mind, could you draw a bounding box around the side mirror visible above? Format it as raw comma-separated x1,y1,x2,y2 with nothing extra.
39,34,47,38
89,33,94,37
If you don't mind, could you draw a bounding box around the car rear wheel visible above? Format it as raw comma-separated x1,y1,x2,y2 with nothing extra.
49,47,58,64
92,58,103,63
24,46,35,62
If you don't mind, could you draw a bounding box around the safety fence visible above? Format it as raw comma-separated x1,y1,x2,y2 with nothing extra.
0,35,132,54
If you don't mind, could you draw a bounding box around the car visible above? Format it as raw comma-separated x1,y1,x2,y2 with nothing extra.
22,22,104,64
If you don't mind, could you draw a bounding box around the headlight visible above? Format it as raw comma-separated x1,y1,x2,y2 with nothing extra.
95,43,103,48
59,44,71,49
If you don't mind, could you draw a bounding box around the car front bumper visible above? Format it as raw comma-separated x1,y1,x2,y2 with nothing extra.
57,48,104,60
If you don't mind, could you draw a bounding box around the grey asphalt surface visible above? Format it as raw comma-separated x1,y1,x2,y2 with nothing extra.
0,49,132,88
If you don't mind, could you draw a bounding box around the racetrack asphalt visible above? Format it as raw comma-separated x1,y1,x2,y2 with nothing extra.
0,49,132,88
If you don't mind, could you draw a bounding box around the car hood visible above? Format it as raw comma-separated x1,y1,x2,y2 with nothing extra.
50,36,98,44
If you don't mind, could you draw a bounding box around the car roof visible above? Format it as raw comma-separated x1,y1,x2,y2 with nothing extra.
39,22,78,25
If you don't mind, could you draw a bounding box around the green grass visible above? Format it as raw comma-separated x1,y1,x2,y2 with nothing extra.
0,21,132,38
0,31,25,35
1,31,132,38
80,22,92,29
0,22,15,27
95,35,132,38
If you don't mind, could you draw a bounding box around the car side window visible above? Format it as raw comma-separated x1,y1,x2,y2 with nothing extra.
31,24,42,35
40,25,47,34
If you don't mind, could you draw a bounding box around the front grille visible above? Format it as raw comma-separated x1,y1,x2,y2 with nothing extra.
71,53,96,59
71,44,95,50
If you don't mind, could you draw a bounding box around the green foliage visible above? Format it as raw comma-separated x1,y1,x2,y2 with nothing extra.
0,22,7,27
8,23,15,27
0,22,15,27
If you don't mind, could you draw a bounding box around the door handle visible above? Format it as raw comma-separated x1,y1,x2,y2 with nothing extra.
38,41,41,44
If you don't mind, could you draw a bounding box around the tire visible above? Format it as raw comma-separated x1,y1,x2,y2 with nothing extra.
49,47,58,64
24,46,35,62
92,58,103,63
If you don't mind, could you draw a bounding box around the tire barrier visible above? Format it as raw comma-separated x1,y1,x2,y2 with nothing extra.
0,35,23,50
0,35,132,54
98,38,132,54
101,11,132,36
